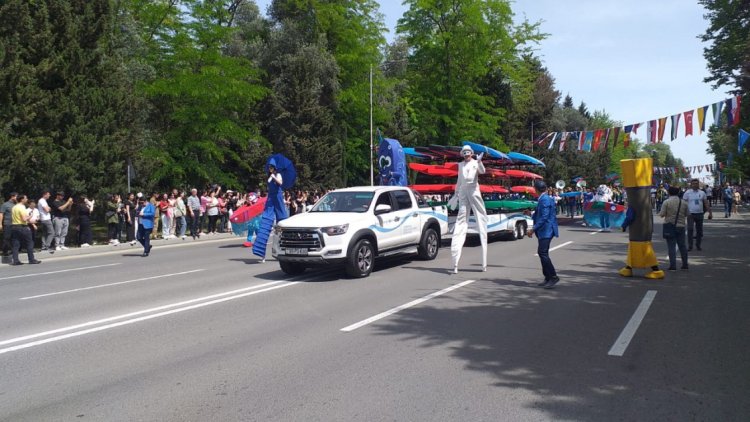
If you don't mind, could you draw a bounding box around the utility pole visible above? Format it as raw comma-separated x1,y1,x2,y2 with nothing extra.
370,65,374,186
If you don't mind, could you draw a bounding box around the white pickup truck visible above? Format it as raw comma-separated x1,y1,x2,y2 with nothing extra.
272,186,449,278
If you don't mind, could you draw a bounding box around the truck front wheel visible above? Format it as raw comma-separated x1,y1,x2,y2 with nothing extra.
280,261,306,275
346,239,374,278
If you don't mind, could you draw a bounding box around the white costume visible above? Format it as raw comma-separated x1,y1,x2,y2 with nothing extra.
450,145,488,273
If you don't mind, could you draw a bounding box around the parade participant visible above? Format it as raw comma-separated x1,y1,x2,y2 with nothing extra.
682,178,711,251
253,155,295,262
449,145,488,274
136,196,155,257
527,181,560,288
242,193,261,247
618,158,665,279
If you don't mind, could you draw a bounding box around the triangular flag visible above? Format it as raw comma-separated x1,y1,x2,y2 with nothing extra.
670,114,681,141
712,101,724,127
697,106,708,133
739,129,750,153
683,110,694,136
657,117,668,142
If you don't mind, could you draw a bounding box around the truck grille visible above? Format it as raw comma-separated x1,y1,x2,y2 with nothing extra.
279,230,323,250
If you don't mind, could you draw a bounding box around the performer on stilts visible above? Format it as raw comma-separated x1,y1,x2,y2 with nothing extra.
253,154,296,261
450,145,488,274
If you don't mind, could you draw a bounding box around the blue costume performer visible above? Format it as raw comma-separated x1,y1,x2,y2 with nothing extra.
253,154,295,261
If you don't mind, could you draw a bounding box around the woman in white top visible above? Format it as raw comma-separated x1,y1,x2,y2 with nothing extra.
206,191,220,234
450,145,488,273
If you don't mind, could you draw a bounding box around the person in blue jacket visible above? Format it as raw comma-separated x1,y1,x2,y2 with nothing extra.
136,196,155,257
527,180,560,289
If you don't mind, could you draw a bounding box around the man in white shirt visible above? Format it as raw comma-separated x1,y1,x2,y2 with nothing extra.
37,190,54,252
682,179,712,251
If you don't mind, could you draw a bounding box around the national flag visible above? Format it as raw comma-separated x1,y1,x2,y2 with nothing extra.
584,131,593,151
657,117,667,142
740,129,750,153
633,123,641,134
683,110,694,136
578,131,586,151
603,128,611,150
623,125,632,148
697,106,708,133
646,120,656,143
592,129,603,151
547,132,559,150
712,101,724,127
732,95,741,125
559,132,570,152
612,127,621,148
670,114,681,141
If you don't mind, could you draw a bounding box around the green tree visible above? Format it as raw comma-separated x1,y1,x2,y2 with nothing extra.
132,0,267,190
258,21,343,190
397,0,543,150
0,0,143,196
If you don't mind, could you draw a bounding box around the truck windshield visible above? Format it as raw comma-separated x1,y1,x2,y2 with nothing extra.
310,192,374,213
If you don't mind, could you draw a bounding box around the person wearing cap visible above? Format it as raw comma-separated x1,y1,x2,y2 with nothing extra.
51,191,74,250
527,180,560,288
136,196,156,257
449,145,488,273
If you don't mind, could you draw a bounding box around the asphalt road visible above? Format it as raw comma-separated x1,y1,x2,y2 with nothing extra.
0,208,748,421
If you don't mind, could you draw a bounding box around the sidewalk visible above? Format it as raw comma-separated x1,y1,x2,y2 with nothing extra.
2,232,242,264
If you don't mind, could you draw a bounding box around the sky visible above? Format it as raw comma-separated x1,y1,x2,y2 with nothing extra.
253,0,730,181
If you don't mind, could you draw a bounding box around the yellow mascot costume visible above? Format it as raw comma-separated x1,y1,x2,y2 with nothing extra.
618,158,665,279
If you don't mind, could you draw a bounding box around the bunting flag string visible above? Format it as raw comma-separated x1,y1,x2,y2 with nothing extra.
653,162,717,176
531,95,744,155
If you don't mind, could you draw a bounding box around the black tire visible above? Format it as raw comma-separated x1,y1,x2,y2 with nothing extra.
345,238,375,278
417,227,440,260
515,221,527,240
279,261,306,276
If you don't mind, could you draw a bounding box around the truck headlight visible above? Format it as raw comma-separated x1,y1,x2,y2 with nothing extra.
321,224,348,236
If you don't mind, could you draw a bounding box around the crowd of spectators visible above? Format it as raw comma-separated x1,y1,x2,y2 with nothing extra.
1,187,334,261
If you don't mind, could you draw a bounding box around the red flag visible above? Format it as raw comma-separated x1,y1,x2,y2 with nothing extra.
593,130,603,151
633,123,641,134
683,110,694,136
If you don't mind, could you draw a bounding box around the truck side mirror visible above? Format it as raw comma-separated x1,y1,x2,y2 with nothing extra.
374,204,392,215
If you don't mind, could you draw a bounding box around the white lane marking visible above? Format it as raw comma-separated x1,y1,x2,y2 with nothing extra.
20,269,206,300
0,281,299,355
0,280,289,348
590,229,604,235
0,263,121,281
341,279,478,332
534,241,574,256
608,290,657,357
